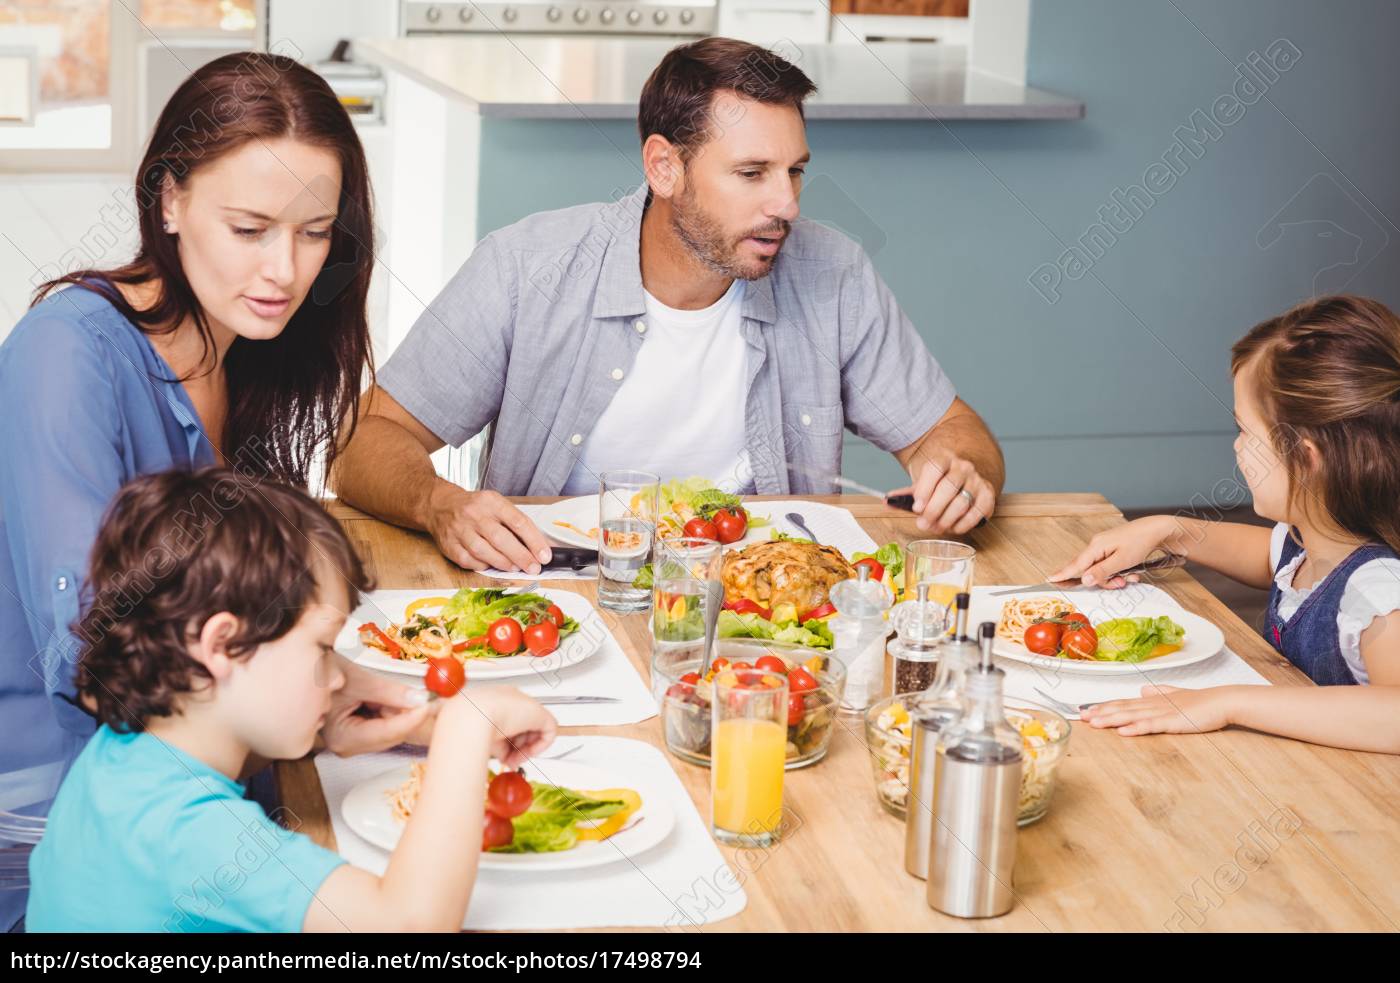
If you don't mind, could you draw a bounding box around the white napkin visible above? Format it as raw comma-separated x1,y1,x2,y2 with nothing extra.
315,736,747,930
1001,649,1271,719
479,628,656,726
481,500,881,581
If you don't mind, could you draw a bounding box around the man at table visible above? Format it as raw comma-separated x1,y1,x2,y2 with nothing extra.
333,37,1004,575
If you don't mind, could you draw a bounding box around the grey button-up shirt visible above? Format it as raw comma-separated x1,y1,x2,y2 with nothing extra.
377,182,956,495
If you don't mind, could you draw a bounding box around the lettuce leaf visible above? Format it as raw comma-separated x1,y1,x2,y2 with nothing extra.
439,588,578,641
488,782,628,854
852,542,904,580
1094,616,1186,662
717,610,834,650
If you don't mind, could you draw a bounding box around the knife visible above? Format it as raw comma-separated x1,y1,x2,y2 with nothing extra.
988,553,1187,596
541,546,598,571
535,695,622,705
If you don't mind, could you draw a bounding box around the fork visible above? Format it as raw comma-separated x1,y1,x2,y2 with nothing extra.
1032,687,1108,717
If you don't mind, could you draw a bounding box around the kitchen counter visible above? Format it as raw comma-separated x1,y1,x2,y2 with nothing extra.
354,36,1084,120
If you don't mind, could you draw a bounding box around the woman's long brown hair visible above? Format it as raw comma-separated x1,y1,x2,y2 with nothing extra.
1231,294,1400,552
34,52,375,487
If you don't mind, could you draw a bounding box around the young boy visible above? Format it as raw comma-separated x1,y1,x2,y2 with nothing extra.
27,468,556,932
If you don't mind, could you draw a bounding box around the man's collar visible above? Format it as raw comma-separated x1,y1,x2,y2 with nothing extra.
591,180,778,325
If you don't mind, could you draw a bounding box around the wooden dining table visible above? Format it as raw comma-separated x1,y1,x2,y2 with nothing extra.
276,493,1400,932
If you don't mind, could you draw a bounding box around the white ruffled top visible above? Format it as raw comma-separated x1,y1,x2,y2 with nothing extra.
1269,522,1400,684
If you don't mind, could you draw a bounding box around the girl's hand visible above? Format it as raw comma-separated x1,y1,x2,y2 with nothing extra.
444,686,558,767
1048,515,1174,589
1080,684,1236,735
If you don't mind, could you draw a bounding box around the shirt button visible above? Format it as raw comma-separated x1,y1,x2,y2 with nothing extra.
801,414,812,426
56,576,69,591
570,433,583,446
610,368,624,381
634,320,647,334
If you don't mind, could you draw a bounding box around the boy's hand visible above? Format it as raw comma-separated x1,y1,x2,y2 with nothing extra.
321,658,439,756
444,687,558,767
1081,684,1236,735
1048,515,1173,589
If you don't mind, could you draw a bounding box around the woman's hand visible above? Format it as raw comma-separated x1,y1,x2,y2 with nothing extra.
321,658,440,756
1080,684,1237,736
1048,515,1175,589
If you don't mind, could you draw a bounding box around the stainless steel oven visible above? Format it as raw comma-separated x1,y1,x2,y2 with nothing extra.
401,0,715,38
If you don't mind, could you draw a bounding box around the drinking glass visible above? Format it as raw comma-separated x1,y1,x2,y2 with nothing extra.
904,540,976,628
711,668,788,847
596,469,659,612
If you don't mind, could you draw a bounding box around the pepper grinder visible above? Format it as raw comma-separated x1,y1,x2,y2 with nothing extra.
926,622,1022,918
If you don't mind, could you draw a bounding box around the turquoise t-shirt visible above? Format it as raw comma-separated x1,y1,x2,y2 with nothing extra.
27,726,344,932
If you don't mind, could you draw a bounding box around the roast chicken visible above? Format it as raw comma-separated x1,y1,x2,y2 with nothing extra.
720,540,857,615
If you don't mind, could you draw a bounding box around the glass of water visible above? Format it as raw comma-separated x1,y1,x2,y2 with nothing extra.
597,469,660,613
650,536,722,654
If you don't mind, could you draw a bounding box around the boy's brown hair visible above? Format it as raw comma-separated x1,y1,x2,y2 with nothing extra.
1231,294,1400,551
74,468,371,732
638,37,816,159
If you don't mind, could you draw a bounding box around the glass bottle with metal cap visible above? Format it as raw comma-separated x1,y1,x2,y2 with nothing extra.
901,591,973,880
927,622,1022,918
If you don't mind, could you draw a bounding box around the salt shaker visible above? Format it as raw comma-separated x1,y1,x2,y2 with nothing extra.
830,566,893,714
902,592,973,880
926,622,1022,918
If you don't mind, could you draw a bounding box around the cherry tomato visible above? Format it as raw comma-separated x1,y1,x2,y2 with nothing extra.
725,598,773,621
1058,611,1091,631
684,517,720,541
545,604,566,629
786,666,819,694
487,769,533,819
487,617,524,655
799,601,837,624
1024,621,1062,656
523,621,560,657
680,671,701,685
712,508,748,544
709,657,731,672
730,661,754,670
853,557,885,581
787,692,806,726
482,809,514,850
424,656,465,697
754,654,788,674
1062,624,1099,660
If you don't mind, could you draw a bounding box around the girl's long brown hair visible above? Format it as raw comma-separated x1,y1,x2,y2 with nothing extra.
1231,294,1400,552
34,52,374,487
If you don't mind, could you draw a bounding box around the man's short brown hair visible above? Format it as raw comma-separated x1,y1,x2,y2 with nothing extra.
638,37,816,158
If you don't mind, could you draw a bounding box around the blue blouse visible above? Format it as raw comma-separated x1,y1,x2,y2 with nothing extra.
0,285,215,927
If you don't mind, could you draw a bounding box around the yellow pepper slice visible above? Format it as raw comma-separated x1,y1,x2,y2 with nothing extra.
573,788,643,841
404,596,451,619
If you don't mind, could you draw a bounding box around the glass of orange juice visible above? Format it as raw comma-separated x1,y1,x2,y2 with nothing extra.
904,540,975,624
711,668,788,848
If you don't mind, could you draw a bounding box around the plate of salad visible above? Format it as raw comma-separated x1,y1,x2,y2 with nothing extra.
342,758,675,871
970,587,1225,675
534,477,771,550
337,586,603,680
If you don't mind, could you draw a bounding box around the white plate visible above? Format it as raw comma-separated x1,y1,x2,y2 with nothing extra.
336,588,604,681
341,758,675,872
969,586,1226,675
533,495,774,550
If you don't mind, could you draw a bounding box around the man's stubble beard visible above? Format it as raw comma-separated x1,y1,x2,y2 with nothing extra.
669,183,787,282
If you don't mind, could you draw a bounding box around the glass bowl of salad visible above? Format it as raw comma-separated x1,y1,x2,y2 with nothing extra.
864,694,1071,825
652,639,846,770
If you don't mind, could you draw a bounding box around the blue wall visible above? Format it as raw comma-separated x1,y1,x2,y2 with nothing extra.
476,0,1400,508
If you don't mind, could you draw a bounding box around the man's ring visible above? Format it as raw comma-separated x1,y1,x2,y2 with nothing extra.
958,488,975,505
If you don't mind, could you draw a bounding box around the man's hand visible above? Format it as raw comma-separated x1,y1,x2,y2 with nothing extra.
425,482,553,574
889,450,997,535
321,659,440,756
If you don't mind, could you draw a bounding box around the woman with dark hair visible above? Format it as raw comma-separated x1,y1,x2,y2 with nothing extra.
0,52,430,929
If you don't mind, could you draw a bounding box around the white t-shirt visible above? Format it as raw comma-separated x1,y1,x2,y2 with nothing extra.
1269,522,1400,684
561,279,753,496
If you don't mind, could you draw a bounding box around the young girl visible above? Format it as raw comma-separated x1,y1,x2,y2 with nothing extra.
26,469,556,932
1049,295,1400,754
